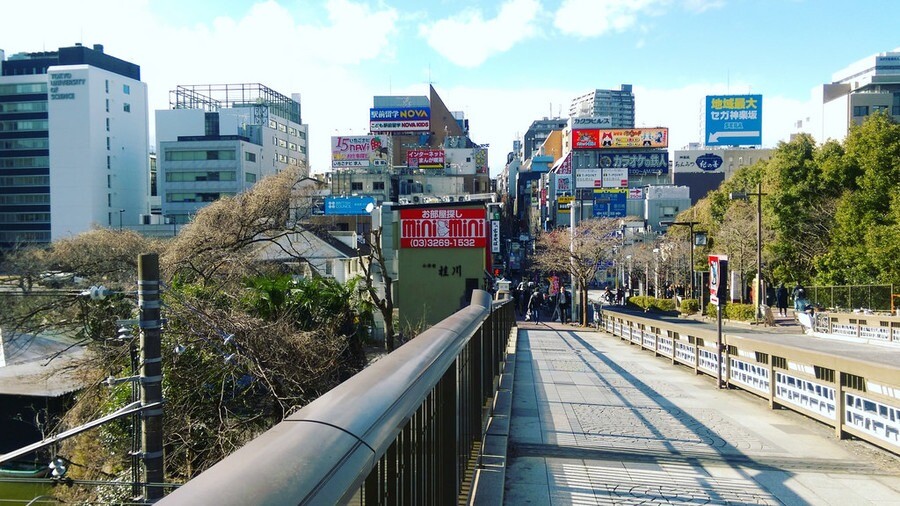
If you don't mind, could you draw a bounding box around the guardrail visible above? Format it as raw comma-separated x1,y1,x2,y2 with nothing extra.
598,308,900,455
812,311,900,345
160,290,515,505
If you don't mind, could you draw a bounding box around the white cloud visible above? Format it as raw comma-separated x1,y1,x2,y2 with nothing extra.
419,0,541,68
683,0,726,13
554,0,664,37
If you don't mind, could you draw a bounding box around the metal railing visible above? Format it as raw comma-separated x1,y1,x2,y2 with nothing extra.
808,285,895,312
160,290,514,505
598,308,900,455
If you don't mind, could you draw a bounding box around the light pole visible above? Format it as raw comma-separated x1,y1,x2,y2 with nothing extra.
118,209,125,230
653,248,660,298
661,220,701,300
626,255,632,296
729,182,766,322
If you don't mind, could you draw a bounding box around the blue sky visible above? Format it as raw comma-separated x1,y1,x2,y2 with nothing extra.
3,0,899,174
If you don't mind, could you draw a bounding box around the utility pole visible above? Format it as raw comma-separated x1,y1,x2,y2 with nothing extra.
138,254,164,501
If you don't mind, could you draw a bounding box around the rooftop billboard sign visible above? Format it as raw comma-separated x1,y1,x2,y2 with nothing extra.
705,94,762,146
370,107,431,133
572,128,668,149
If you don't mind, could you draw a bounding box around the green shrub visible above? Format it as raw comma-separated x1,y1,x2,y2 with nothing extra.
680,299,700,314
725,303,756,321
627,296,675,312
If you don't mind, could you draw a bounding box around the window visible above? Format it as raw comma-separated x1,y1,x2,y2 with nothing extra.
373,182,385,190
204,112,220,136
106,118,110,131
123,103,131,113
268,119,277,129
0,156,49,168
0,119,49,132
277,138,287,148
0,83,47,95
123,84,130,95
107,155,111,170
107,175,111,188
166,192,235,203
244,152,256,162
164,150,236,161
853,105,869,116
0,101,48,113
105,80,109,93
106,99,109,112
288,156,298,166
872,105,888,113
351,182,363,191
106,137,110,151
165,171,236,182
245,173,257,183
278,123,287,133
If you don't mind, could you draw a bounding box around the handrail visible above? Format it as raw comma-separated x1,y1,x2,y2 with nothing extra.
161,290,505,505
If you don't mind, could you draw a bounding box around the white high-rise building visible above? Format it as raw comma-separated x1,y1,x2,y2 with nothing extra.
0,43,149,247
155,84,308,223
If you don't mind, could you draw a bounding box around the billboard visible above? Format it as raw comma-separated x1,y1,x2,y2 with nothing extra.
575,168,603,188
573,128,668,149
592,188,627,218
673,150,725,173
331,135,390,168
400,208,486,248
599,151,669,175
602,167,628,188
554,152,572,174
491,220,500,253
324,196,376,216
370,107,431,133
557,196,574,214
407,148,445,169
705,95,762,146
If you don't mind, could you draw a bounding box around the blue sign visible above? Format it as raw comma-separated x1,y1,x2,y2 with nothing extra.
592,189,627,218
324,196,376,216
599,151,669,176
705,94,762,146
695,153,723,171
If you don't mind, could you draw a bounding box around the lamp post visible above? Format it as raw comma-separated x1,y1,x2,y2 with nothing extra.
661,220,701,300
118,209,125,230
729,182,766,322
652,248,660,298
626,254,633,296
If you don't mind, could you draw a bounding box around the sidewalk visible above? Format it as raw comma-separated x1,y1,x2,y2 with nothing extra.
504,323,900,505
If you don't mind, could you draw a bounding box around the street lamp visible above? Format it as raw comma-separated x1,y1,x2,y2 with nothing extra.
625,255,633,296
118,209,125,230
661,220,701,300
652,248,660,298
729,182,767,322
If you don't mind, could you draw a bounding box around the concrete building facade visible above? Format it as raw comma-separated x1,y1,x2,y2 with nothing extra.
569,84,635,128
0,43,148,247
155,84,307,223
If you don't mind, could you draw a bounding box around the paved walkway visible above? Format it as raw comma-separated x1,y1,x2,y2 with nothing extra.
505,322,900,505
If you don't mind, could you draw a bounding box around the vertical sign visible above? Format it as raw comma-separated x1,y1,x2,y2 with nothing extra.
709,254,729,306
490,220,500,253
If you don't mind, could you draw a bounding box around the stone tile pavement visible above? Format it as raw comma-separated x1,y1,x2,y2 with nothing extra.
505,322,900,505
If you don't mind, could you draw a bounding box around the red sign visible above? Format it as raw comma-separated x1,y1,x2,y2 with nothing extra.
572,128,669,149
407,148,445,169
400,208,487,248
709,254,728,305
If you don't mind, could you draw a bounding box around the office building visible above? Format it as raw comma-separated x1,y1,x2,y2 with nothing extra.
569,84,635,128
0,43,148,247
156,83,307,223
798,48,900,143
522,118,568,161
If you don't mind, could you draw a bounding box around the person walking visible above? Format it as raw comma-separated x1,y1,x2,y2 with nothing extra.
559,288,570,324
776,282,789,316
792,282,807,312
528,290,543,323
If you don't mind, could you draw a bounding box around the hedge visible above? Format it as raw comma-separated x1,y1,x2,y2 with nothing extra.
679,299,700,315
628,296,676,312
705,302,756,321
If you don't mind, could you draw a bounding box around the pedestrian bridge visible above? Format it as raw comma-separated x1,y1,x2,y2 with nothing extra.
160,295,900,505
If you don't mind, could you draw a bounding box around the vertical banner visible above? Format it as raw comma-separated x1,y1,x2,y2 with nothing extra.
491,220,500,253
709,254,729,306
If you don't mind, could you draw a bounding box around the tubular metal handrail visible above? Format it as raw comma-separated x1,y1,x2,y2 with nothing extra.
161,290,513,505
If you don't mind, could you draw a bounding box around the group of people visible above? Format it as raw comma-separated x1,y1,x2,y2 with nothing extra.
513,279,571,324
773,282,810,316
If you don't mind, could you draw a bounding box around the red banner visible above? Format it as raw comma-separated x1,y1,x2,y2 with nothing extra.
400,208,486,248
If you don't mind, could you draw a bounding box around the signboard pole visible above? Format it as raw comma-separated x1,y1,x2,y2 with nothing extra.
709,254,728,389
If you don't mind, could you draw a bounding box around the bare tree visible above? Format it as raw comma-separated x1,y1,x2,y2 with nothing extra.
358,227,397,350
533,218,621,325
715,202,757,302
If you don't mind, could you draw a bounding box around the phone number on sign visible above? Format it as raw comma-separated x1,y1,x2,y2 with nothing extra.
408,238,478,248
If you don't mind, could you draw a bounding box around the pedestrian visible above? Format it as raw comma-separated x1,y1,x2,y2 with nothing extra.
528,290,543,323
559,288,570,324
616,287,625,305
776,282,788,316
603,286,614,305
792,282,807,312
